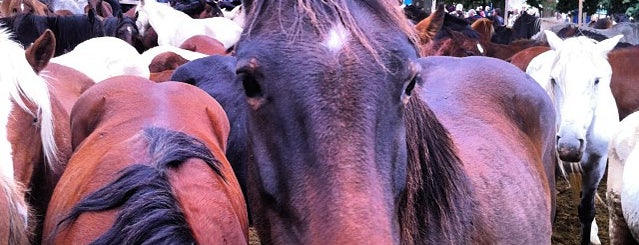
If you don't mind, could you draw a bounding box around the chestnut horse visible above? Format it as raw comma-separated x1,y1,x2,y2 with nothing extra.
471,17,545,60
1,28,72,243
415,4,484,57
236,0,555,243
42,76,248,244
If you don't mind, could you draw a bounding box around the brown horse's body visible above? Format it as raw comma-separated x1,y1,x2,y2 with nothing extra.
42,76,247,244
40,63,95,115
609,46,639,120
179,35,227,55
148,51,189,82
471,18,546,60
417,56,556,243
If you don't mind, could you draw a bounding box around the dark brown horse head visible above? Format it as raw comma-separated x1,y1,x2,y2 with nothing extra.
236,0,420,243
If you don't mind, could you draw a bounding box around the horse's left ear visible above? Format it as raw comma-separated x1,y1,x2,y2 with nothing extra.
402,61,422,105
88,8,97,23
597,35,623,55
25,29,56,74
545,30,563,51
116,9,123,19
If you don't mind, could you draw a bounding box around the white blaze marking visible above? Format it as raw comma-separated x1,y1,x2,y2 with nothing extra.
323,24,349,53
477,43,485,55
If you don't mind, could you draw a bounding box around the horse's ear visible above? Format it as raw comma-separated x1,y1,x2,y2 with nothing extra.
597,34,623,55
116,9,123,19
545,30,563,51
87,8,97,23
70,95,106,150
25,29,56,74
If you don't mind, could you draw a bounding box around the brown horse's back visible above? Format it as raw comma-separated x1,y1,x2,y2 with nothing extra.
41,63,95,115
509,45,551,71
416,56,556,243
42,76,247,244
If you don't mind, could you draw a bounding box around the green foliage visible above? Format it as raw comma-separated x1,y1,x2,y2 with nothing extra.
555,0,602,15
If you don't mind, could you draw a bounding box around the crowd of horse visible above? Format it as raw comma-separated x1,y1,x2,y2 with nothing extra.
1,0,638,244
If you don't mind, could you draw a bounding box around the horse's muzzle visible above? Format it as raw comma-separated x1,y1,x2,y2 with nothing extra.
556,136,584,162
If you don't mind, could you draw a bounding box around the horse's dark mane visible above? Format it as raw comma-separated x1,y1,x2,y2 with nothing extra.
399,92,477,243
46,13,104,54
50,127,223,244
511,12,540,40
403,5,430,24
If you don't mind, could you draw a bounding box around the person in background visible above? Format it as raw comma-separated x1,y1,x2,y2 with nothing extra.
493,8,504,25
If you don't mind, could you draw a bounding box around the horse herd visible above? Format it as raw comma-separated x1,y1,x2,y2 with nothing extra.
1,0,639,244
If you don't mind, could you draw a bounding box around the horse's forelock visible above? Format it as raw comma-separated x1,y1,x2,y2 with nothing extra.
244,0,419,64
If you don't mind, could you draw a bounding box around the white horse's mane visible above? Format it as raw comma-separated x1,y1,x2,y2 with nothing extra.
0,27,58,170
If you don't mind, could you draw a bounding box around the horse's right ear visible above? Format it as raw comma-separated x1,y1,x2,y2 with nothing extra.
25,29,56,74
545,30,563,51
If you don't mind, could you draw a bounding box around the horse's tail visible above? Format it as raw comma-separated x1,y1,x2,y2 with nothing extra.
50,127,223,244
0,174,31,245
399,93,480,244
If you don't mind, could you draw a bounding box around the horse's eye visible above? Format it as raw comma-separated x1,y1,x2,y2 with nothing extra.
32,116,38,125
594,79,600,85
550,78,556,85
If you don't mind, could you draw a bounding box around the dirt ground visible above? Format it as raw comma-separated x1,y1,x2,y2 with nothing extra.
553,172,610,245
248,174,611,245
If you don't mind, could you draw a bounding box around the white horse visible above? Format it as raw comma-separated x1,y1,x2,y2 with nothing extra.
135,0,242,49
608,111,639,244
527,30,622,245
50,37,150,83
